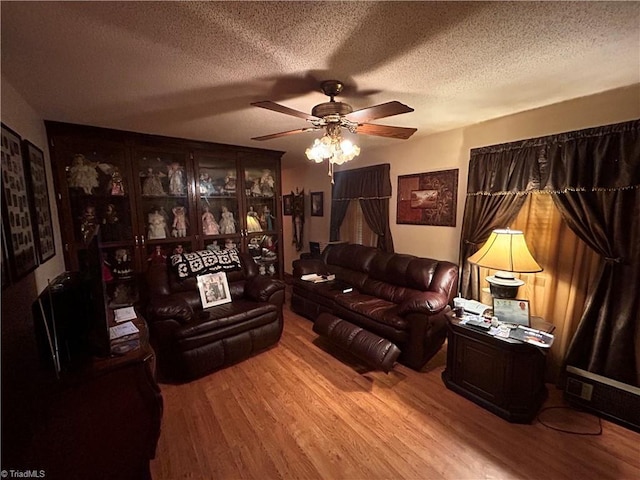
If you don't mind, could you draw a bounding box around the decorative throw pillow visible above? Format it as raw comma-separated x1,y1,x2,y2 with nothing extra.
171,248,242,279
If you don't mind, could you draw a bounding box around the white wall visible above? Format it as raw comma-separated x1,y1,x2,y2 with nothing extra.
282,84,640,273
1,75,65,292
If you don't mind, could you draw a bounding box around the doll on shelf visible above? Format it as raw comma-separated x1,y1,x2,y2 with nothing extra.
224,170,237,194
109,167,125,195
199,173,215,196
202,206,220,235
142,167,166,196
167,162,185,195
224,238,236,250
147,245,167,265
173,244,184,255
68,154,99,195
250,178,262,196
260,205,275,231
260,169,275,197
113,249,133,279
101,203,124,242
102,252,113,282
172,206,188,237
246,206,262,232
219,206,236,234
80,204,98,243
147,209,168,239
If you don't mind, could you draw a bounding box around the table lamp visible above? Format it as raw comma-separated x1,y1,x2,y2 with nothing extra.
467,228,542,299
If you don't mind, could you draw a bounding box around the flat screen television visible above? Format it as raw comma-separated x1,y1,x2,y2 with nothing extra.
33,227,110,371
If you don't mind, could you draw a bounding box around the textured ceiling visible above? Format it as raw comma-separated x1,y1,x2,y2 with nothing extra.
2,1,639,168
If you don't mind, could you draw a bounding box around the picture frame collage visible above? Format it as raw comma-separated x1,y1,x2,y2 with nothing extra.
1,123,56,287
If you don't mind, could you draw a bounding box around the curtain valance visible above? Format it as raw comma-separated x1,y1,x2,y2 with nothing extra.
332,164,392,200
467,119,640,195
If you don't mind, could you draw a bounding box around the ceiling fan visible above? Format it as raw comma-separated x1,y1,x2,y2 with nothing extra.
250,80,417,141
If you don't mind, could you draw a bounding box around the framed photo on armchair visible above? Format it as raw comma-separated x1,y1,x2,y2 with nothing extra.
197,272,231,308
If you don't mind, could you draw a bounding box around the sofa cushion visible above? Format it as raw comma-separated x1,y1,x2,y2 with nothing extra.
175,300,277,340
334,293,408,331
171,248,242,279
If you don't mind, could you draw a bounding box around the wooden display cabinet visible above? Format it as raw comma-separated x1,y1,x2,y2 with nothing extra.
46,121,284,306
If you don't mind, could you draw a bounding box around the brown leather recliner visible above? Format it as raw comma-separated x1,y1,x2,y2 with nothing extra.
145,251,285,382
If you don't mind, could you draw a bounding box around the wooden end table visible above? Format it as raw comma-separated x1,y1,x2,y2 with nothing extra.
441,315,549,423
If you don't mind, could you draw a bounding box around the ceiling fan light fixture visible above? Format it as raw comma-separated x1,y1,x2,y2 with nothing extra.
305,127,360,182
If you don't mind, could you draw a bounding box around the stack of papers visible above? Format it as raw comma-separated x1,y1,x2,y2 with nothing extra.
114,306,137,323
301,273,336,283
109,321,140,341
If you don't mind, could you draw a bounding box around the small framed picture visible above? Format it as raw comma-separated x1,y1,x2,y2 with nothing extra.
310,191,324,217
283,194,293,216
493,298,530,326
197,272,232,308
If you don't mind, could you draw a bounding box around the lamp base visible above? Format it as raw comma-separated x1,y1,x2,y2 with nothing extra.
489,283,520,299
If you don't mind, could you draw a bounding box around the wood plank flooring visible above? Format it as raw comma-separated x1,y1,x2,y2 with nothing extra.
150,299,640,480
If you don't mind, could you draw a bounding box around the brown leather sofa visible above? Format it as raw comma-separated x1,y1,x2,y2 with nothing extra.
145,251,285,381
292,243,458,370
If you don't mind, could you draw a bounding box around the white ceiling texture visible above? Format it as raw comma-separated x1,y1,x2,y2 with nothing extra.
2,1,639,168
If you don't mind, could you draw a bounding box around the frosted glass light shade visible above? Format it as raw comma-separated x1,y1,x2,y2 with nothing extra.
467,229,542,273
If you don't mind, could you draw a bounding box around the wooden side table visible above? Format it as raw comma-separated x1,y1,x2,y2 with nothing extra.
442,316,547,423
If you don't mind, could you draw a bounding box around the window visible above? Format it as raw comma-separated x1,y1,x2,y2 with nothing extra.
339,200,376,247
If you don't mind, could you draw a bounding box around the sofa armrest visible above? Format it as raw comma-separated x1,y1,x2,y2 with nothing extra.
398,292,449,316
245,275,286,303
292,258,331,278
146,295,194,325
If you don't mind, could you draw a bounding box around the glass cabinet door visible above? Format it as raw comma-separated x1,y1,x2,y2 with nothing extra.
194,151,242,253
241,157,281,276
133,148,195,262
58,140,139,306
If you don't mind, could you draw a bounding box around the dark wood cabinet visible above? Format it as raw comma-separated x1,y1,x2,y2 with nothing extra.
28,314,162,480
442,317,547,423
45,122,285,306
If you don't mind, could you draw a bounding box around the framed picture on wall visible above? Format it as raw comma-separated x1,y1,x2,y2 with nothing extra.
397,169,458,226
283,194,293,215
1,123,38,280
23,140,56,264
310,191,324,217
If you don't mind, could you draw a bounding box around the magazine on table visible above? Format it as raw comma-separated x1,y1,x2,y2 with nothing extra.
508,325,554,348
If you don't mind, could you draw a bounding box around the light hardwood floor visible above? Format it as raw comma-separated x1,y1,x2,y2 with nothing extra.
150,300,640,480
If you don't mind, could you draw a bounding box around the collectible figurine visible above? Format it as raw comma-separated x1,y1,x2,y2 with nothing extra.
202,206,220,235
68,154,99,195
199,173,215,196
147,245,167,264
219,206,236,234
142,167,166,196
113,249,133,279
224,238,236,250
173,244,184,255
260,169,275,197
246,206,262,232
206,241,220,252
224,170,236,194
147,210,167,239
167,162,185,195
101,203,124,242
250,178,262,196
102,252,113,282
172,206,188,237
109,167,125,195
260,205,274,231
80,204,98,242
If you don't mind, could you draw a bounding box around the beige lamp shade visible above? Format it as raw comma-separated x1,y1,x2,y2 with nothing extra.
467,229,543,273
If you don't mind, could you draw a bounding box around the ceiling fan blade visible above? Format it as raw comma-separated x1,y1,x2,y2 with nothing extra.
355,123,417,140
346,101,414,123
251,127,319,141
251,100,318,121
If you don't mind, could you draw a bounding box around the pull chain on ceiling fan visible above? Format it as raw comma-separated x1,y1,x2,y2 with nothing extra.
251,80,417,182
